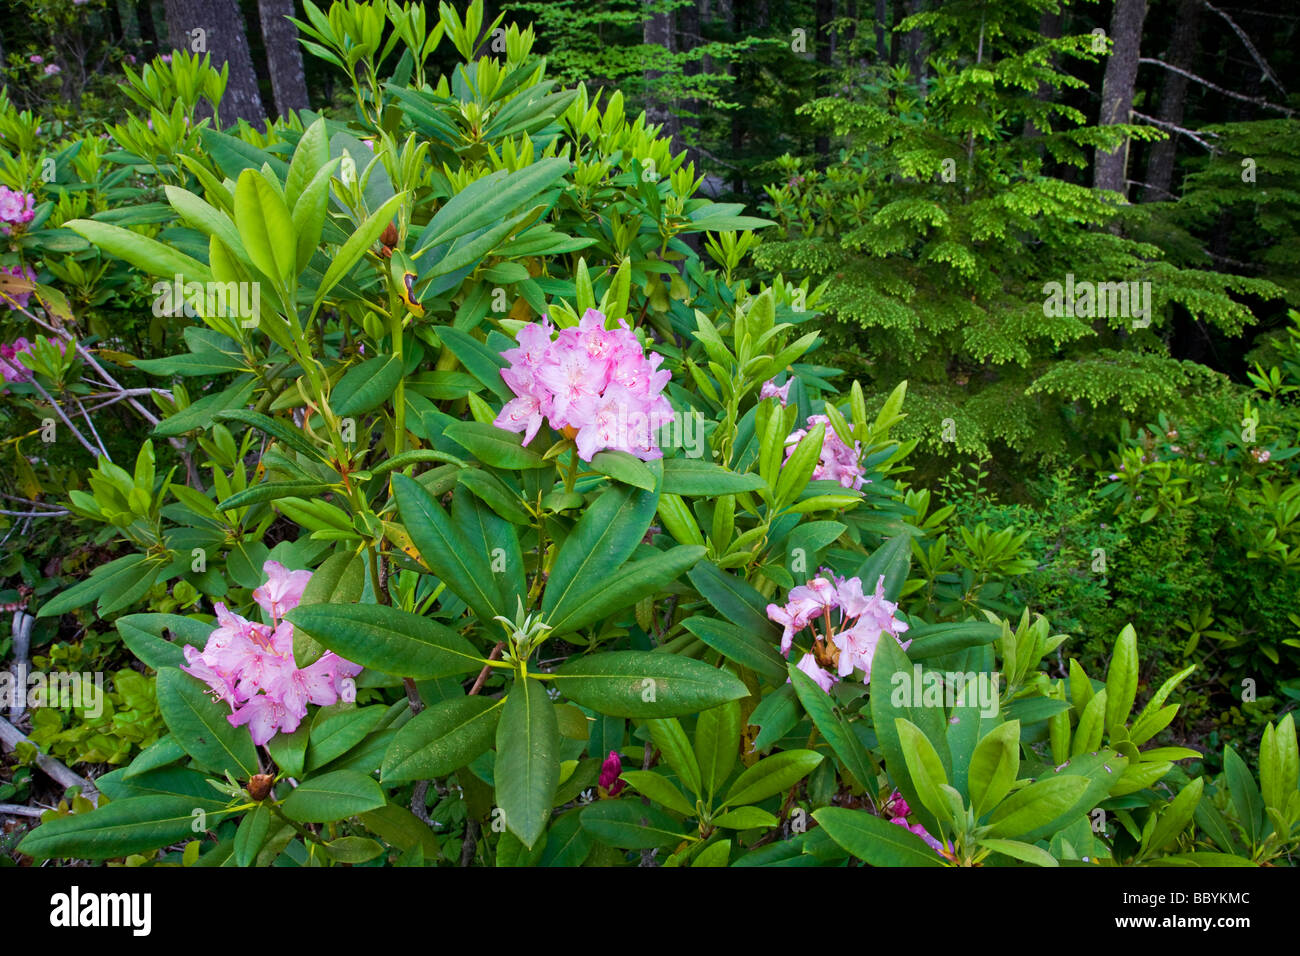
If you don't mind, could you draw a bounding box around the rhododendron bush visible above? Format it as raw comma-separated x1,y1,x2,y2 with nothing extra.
11,0,1300,870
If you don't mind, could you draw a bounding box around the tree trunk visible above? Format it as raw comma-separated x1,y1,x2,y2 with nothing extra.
643,0,680,151
899,0,925,88
1141,0,1200,201
137,0,159,59
814,0,833,163
1024,10,1061,139
258,0,309,118
875,0,888,62
164,0,266,127
1094,0,1148,196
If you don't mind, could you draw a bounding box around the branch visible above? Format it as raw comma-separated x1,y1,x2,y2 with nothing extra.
1138,58,1295,116
1130,110,1219,152
0,355,102,458
1200,0,1285,94
0,715,99,802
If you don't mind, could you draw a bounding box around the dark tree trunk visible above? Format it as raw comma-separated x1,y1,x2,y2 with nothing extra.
258,0,309,118
1094,0,1148,196
1142,0,1201,201
137,0,159,58
900,0,925,88
814,0,833,163
679,0,701,128
164,0,266,127
1024,10,1061,139
874,0,888,62
643,0,680,151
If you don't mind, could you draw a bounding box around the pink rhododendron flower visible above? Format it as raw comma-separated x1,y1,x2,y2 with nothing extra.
0,337,35,383
180,560,362,745
782,414,867,490
0,187,36,236
890,816,951,857
44,64,61,76
760,377,792,406
795,652,837,692
29,55,43,64
598,750,626,797
766,572,910,693
495,309,675,462
253,560,312,620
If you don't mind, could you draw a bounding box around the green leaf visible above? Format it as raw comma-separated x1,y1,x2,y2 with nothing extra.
895,718,952,823
979,838,1058,867
285,603,484,679
64,218,213,282
1105,624,1139,732
790,663,875,790
1260,715,1298,814
333,354,404,416
811,807,944,866
695,699,743,806
774,422,825,506
682,616,787,685
645,718,702,798
712,807,779,830
435,327,512,401
687,562,780,640
37,554,149,618
391,473,502,625
590,450,658,490
495,678,560,850
619,770,697,817
306,705,387,771
661,458,766,496
217,480,336,512
234,168,296,284
579,800,686,849
234,804,272,867
543,482,660,621
292,551,366,667
1144,777,1203,856
155,667,258,777
281,769,386,823
986,776,1091,839
1223,745,1263,846
552,650,749,718
968,721,1020,818
723,749,823,808
315,191,407,306
115,613,211,670
214,409,328,463
418,158,569,252
544,546,705,637
444,420,547,468
381,696,504,783
18,796,237,861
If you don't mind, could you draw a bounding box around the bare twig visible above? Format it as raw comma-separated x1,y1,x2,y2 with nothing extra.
468,643,505,697
0,715,99,803
459,819,479,866
0,803,44,818
0,508,68,517
1200,0,1285,93
0,355,101,458
1138,58,1295,116
1130,111,1219,152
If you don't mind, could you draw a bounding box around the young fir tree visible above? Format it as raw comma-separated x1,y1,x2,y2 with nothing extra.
752,0,1283,468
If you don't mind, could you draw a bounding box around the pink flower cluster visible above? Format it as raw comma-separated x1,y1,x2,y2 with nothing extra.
883,791,950,857
783,414,866,490
0,337,36,384
767,572,910,693
181,560,363,746
494,309,674,462
0,187,36,235
760,377,792,406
